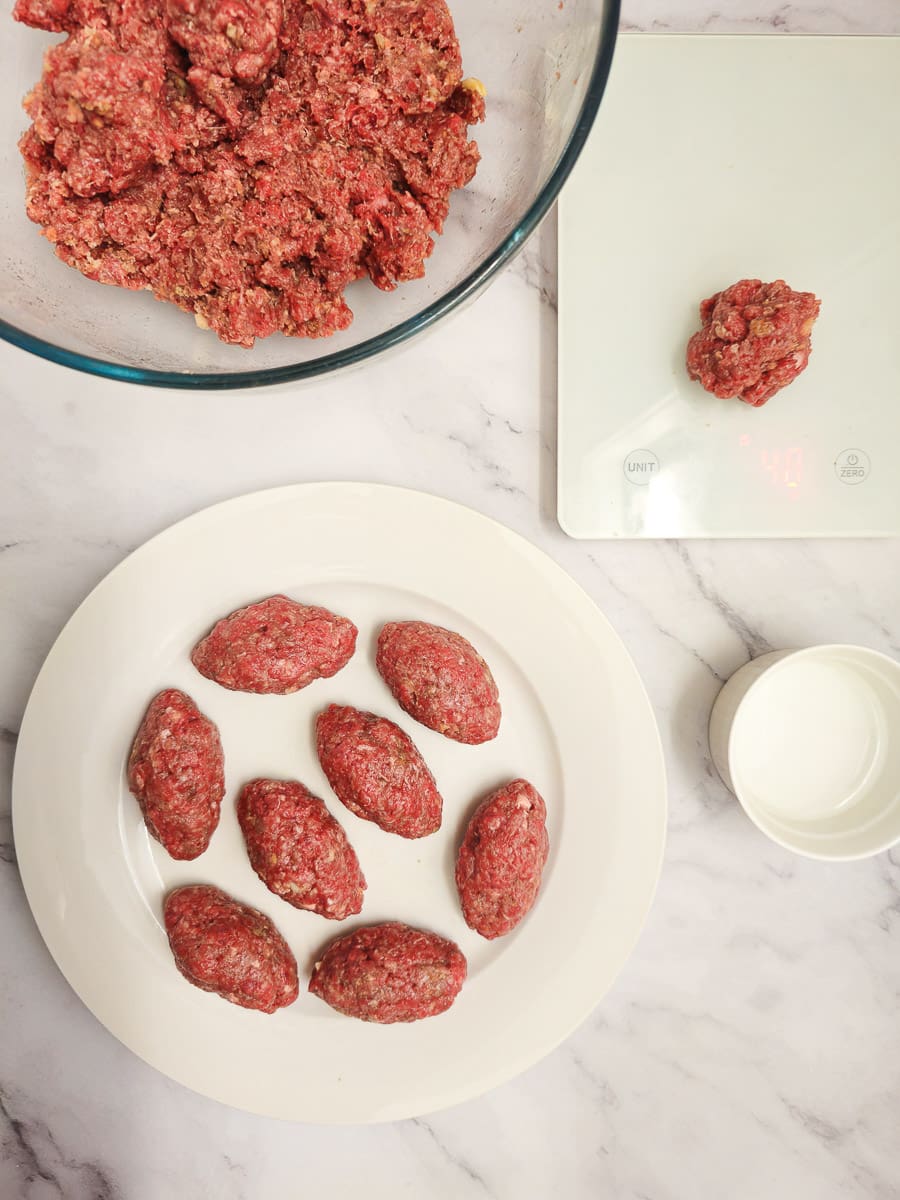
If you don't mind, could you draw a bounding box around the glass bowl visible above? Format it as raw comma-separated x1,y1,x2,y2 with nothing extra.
0,0,619,388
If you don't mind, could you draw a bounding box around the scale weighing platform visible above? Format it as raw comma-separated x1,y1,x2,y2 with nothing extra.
558,35,900,538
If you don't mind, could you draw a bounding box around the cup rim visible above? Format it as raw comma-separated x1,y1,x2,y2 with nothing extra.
726,644,900,862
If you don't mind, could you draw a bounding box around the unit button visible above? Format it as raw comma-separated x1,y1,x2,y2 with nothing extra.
623,449,660,485
834,448,870,485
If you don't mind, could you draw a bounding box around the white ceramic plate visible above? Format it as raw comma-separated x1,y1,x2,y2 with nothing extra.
13,483,666,1122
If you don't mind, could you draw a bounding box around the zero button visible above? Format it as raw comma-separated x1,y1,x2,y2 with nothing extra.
835,449,870,486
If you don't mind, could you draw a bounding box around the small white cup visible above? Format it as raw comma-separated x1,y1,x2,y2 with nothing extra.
709,645,900,860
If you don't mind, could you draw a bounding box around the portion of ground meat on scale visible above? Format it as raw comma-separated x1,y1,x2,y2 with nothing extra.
14,0,486,346
686,279,821,407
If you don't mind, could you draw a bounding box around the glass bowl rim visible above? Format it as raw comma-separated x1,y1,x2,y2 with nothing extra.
0,0,620,391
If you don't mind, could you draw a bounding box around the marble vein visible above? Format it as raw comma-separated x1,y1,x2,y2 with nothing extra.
587,552,726,681
0,1088,121,1200
409,1119,494,1196
220,1155,249,1200
621,1,900,34
782,1101,846,1146
671,541,772,659
478,400,523,437
508,236,558,313
402,410,528,499
566,1051,619,1111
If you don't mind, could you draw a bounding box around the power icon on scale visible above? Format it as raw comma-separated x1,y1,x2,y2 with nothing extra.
623,449,660,485
835,448,870,485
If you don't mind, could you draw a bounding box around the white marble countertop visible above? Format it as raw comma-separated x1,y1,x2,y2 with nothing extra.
2,4,900,1198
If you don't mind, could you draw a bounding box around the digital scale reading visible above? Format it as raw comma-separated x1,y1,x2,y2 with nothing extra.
557,35,900,538
740,436,804,492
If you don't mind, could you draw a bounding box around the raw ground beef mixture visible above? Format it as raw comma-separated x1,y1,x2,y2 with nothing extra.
686,279,821,407
316,703,443,839
14,0,485,345
127,687,225,860
164,884,299,1013
309,921,466,1022
191,595,357,694
376,620,501,745
237,777,366,919
455,778,549,940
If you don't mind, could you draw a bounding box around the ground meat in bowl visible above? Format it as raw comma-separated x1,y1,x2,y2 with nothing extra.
14,0,485,346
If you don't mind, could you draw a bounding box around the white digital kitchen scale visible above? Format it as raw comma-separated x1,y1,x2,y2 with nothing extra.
558,35,900,538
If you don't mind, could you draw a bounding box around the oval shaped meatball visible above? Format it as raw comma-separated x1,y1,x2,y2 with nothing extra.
315,704,442,838
191,595,357,695
309,921,466,1023
455,779,549,939
164,884,298,1013
127,688,225,860
375,620,501,744
237,778,365,919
